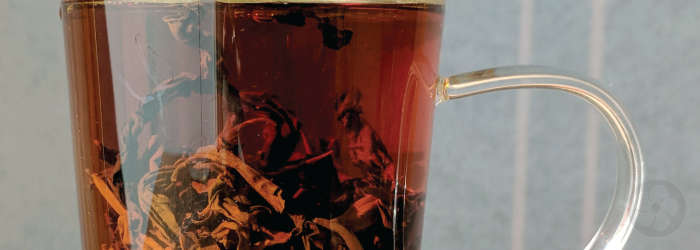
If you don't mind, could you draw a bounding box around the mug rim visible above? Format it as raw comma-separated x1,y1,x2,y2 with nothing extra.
217,0,445,3
63,0,446,5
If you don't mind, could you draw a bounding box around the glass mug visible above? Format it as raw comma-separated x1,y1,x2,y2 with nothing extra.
60,0,643,249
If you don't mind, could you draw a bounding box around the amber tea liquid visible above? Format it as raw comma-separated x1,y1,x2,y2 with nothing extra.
62,1,443,249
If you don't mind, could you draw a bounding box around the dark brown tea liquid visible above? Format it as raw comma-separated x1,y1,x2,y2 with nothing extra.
61,1,443,249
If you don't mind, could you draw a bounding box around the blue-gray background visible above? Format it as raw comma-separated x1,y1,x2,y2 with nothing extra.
0,0,696,249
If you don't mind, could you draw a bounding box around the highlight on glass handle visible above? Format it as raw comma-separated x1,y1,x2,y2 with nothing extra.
435,66,643,250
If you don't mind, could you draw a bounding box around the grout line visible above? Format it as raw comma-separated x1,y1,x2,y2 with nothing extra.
513,89,530,250
518,0,533,65
582,0,606,246
513,0,533,249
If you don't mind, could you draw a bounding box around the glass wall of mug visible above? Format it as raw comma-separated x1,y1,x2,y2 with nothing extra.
61,0,445,249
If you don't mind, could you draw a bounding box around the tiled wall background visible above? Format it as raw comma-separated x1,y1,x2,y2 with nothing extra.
1,0,697,249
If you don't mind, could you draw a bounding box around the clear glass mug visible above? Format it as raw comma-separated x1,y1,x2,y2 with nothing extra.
60,0,642,249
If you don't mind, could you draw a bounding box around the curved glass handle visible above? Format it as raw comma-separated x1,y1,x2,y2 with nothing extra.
435,66,643,250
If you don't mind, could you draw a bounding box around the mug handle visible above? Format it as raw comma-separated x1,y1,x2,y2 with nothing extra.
435,66,643,250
